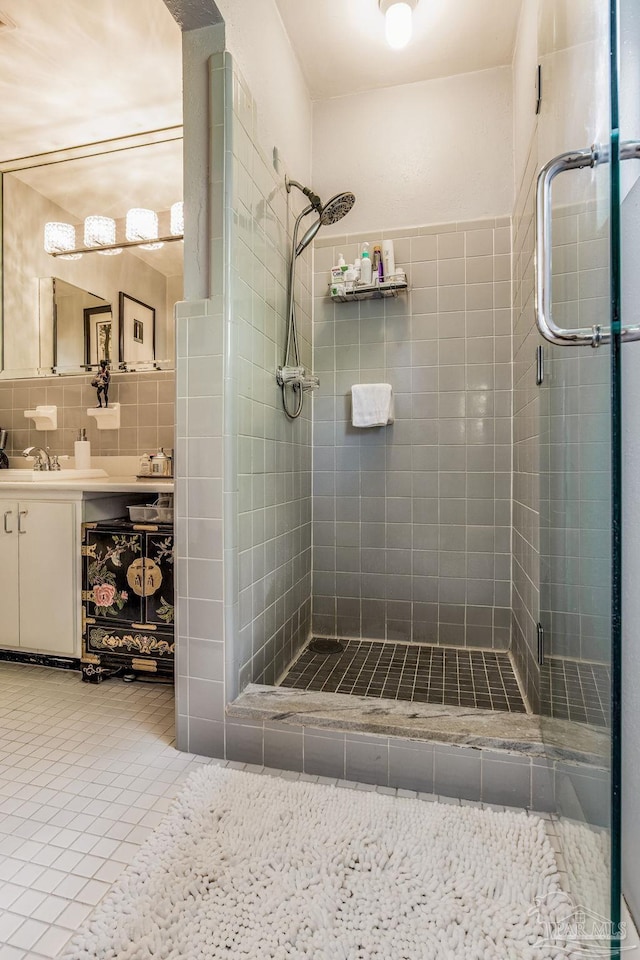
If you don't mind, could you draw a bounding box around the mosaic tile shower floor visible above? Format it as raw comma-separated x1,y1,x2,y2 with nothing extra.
544,658,610,728
280,640,527,714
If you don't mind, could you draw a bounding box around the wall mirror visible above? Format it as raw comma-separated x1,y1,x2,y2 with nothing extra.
0,133,183,379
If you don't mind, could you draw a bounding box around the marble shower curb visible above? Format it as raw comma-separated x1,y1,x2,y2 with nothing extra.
228,684,608,766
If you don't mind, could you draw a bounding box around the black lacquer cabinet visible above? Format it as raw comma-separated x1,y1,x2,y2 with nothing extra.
81,519,174,682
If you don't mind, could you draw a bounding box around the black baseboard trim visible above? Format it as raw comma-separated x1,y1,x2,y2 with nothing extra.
0,649,81,671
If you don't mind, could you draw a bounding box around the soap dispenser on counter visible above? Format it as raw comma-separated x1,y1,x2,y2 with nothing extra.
74,428,91,470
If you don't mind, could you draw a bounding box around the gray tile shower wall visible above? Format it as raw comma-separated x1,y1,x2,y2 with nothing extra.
312,220,512,648
0,370,175,458
511,142,612,718
538,201,611,728
175,49,312,755
511,138,541,711
539,201,611,667
226,59,312,694
175,293,225,757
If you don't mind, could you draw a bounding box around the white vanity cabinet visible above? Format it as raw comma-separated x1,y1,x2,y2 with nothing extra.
0,477,172,664
0,501,20,648
0,498,77,655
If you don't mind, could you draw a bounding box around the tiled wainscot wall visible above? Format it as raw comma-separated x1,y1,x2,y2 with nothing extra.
0,370,175,458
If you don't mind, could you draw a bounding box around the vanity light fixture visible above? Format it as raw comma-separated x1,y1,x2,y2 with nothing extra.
170,201,184,237
379,0,417,50
84,216,122,255
43,222,82,260
126,208,164,250
43,204,184,258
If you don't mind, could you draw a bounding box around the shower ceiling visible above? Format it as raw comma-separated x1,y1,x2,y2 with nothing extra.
274,0,523,99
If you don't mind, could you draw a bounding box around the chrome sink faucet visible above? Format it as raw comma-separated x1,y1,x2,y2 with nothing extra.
23,446,58,471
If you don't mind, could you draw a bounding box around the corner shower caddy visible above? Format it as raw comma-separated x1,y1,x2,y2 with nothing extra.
328,276,409,303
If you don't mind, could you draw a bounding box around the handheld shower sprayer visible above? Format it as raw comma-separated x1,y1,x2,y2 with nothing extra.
278,176,356,419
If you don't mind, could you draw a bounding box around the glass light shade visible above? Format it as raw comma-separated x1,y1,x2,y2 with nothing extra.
43,222,82,260
384,1,413,49
84,216,122,255
170,201,184,236
126,207,163,250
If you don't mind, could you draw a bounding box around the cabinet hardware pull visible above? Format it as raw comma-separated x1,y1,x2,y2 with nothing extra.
18,509,28,534
3,510,12,534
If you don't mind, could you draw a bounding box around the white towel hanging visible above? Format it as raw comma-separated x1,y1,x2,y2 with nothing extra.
351,383,394,428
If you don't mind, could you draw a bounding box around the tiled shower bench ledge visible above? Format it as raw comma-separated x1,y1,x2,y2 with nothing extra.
225,685,609,813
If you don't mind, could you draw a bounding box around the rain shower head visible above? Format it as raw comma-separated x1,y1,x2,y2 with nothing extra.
320,192,356,225
286,177,356,257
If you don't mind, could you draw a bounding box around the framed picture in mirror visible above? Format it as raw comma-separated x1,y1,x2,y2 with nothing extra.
119,292,156,367
84,305,114,367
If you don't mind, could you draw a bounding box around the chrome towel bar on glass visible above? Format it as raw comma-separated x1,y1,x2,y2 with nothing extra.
535,139,640,347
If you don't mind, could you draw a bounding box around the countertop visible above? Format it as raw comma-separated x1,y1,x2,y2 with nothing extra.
0,474,174,495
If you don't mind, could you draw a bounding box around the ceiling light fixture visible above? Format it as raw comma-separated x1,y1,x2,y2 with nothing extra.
379,0,417,50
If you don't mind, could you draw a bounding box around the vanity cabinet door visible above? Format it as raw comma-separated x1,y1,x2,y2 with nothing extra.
18,500,76,655
144,532,175,627
0,500,20,648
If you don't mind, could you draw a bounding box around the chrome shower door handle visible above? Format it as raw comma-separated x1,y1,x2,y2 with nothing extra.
535,139,640,347
3,510,13,534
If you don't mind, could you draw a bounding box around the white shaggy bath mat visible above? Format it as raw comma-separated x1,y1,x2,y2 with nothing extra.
62,766,574,960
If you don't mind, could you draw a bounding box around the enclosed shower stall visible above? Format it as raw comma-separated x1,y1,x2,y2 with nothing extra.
175,0,636,940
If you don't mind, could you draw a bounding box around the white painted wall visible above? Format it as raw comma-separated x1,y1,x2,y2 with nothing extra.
214,0,312,180
512,0,539,194
312,66,513,236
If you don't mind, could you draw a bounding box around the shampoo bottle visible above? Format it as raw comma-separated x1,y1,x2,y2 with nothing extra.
382,239,396,280
373,244,384,282
360,244,372,285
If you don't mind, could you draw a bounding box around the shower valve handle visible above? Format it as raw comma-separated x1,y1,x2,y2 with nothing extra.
276,365,306,387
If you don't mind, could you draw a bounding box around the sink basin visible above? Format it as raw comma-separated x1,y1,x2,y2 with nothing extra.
0,468,108,482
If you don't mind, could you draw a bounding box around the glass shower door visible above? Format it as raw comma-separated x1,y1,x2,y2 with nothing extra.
535,0,627,951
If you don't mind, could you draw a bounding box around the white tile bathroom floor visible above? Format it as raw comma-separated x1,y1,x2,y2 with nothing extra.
0,661,609,959
0,663,212,960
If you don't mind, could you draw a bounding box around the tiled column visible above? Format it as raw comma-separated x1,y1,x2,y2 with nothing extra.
175,43,227,755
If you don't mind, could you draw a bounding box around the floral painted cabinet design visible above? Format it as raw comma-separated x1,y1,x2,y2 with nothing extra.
81,519,174,682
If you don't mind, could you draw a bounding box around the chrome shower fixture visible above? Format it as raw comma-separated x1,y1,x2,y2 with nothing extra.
279,175,356,419
285,176,323,214
285,176,356,257
320,192,357,225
